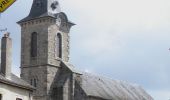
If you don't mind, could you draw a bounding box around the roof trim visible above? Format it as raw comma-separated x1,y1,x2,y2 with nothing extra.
0,78,35,91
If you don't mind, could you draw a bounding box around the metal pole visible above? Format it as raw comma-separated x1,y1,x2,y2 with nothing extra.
0,13,7,33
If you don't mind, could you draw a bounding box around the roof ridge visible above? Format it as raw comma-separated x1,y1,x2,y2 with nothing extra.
82,72,140,87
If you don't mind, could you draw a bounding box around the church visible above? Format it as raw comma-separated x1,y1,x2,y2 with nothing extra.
0,0,153,100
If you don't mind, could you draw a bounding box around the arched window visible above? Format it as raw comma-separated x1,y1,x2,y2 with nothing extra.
56,33,62,58
31,32,38,57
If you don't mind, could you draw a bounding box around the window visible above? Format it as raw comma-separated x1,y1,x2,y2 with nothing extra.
0,94,2,100
34,78,37,87
31,32,38,57
55,33,62,58
16,98,22,100
30,79,32,85
30,78,37,87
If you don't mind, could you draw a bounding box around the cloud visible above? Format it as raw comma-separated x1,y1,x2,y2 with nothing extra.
62,0,170,57
61,0,170,30
148,89,170,100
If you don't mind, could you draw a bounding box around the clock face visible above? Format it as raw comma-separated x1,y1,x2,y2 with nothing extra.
56,16,61,26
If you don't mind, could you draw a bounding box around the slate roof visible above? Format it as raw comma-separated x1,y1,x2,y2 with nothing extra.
18,0,60,23
62,62,153,100
0,73,34,91
81,73,153,100
17,0,74,25
18,12,56,23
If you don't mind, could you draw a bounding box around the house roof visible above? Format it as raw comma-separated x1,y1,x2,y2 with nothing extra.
0,73,34,91
81,73,153,100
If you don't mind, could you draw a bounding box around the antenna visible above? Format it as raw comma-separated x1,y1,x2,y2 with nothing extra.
0,13,8,33
0,28,7,32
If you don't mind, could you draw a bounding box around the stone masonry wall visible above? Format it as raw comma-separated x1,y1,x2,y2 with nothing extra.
20,16,70,100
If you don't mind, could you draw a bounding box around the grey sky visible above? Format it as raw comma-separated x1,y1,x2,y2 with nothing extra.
0,0,170,99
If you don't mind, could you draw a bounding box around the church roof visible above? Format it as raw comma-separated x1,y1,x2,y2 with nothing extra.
62,62,153,100
18,12,56,23
61,61,82,74
18,0,60,23
0,73,34,91
81,73,153,100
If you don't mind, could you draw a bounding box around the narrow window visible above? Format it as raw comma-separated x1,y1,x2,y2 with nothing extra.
0,94,2,100
31,32,38,57
34,78,37,87
30,78,37,87
56,33,62,58
30,79,33,85
16,98,22,100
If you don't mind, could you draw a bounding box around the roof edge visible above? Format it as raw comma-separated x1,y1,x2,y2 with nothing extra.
0,78,35,91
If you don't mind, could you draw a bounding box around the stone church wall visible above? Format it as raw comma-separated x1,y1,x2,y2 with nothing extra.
55,66,72,100
74,81,87,100
47,64,73,100
21,65,47,98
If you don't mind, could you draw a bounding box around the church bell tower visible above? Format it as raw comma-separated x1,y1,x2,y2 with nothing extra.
18,0,74,99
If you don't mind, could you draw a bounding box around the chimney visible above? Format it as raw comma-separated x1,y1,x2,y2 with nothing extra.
0,32,12,78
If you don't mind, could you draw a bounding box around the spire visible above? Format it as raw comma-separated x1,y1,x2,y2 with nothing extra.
18,0,61,23
29,0,61,17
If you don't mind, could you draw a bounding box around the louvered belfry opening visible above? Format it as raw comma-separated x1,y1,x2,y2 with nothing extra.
31,32,38,57
56,33,62,58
